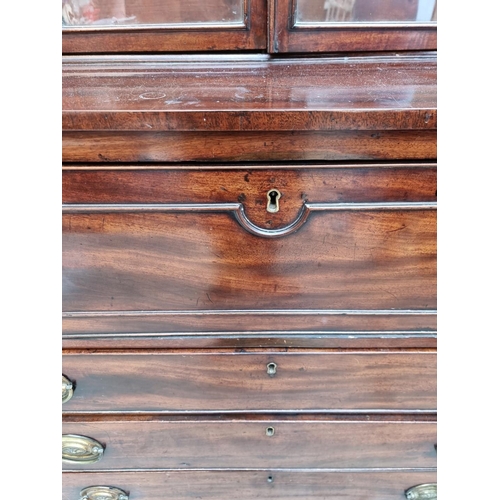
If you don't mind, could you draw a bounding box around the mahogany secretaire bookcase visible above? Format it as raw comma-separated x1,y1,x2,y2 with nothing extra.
62,1,437,498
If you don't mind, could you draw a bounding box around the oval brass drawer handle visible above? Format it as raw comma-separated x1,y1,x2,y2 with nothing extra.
405,483,437,500
62,374,74,404
80,486,128,500
62,434,104,464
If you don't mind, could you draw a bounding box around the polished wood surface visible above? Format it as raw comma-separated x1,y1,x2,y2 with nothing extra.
63,165,436,229
62,53,436,161
62,54,436,131
63,208,436,311
63,129,436,162
62,308,437,349
62,419,436,469
62,351,436,412
63,0,266,53
63,470,437,499
62,20,437,497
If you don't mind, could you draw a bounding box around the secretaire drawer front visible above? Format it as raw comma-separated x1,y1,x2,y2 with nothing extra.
62,164,436,315
62,420,437,470
62,351,436,413
63,210,435,312
63,470,437,500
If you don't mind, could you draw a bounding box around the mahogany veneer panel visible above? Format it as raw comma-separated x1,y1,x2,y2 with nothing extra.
62,351,436,413
62,54,436,131
63,309,437,349
62,470,437,499
63,129,436,162
63,210,436,311
62,54,436,161
63,165,436,229
62,420,436,470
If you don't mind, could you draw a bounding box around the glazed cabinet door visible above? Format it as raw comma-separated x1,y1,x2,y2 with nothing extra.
62,0,266,52
270,0,437,52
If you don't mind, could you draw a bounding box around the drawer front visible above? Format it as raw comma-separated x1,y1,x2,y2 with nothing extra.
62,420,436,470
63,470,437,500
62,210,436,312
63,165,436,343
62,166,437,217
62,351,436,412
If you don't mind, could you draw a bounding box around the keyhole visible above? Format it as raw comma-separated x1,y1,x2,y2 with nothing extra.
266,189,281,213
267,362,277,376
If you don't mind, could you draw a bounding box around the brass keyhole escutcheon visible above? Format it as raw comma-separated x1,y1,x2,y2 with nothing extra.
266,189,281,213
267,362,277,376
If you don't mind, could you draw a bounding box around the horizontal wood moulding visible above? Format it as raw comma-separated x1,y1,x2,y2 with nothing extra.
62,130,436,162
62,351,436,413
62,332,436,350
62,53,436,132
273,28,437,54
62,310,436,333
62,470,437,499
62,413,437,422
62,309,437,349
63,209,436,311
62,420,436,470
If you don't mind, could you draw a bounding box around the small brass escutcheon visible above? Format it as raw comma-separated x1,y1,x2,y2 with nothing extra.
80,486,128,500
62,374,74,404
405,483,437,500
267,362,277,376
266,189,282,213
62,434,104,464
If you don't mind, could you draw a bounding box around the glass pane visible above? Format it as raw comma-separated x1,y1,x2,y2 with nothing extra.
296,0,437,24
62,0,244,27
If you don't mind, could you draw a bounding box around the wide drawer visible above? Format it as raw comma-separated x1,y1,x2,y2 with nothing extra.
62,165,436,343
62,351,436,413
62,419,436,470
62,208,436,310
62,470,437,500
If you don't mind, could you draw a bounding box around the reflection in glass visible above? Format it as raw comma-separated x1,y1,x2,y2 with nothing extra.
296,0,437,24
62,0,244,27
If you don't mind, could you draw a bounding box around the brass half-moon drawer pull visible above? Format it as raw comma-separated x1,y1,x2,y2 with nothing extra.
62,434,104,464
62,374,74,404
405,483,437,500
80,486,128,500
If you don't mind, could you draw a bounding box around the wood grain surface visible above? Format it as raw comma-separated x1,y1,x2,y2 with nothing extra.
62,307,437,349
63,208,436,312
62,470,437,499
63,165,436,229
63,129,437,162
62,53,436,161
62,53,436,131
62,419,436,470
62,351,436,413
